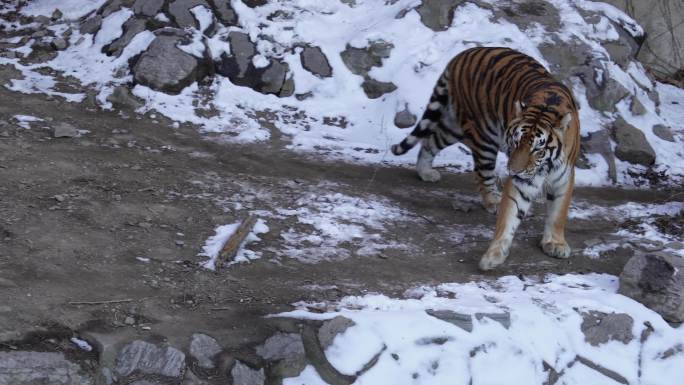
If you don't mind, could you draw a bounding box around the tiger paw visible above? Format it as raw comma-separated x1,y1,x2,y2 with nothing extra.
418,169,441,182
541,240,571,259
481,193,501,214
478,247,509,271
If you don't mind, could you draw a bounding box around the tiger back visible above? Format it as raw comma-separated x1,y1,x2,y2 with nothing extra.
391,47,580,270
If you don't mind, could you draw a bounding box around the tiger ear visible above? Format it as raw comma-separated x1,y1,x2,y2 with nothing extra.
559,113,572,130
514,101,526,117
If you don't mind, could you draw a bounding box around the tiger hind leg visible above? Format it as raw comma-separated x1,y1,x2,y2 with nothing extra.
467,127,500,213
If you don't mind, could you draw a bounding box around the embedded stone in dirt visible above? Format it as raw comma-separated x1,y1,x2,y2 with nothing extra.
580,310,634,346
115,340,186,378
318,316,355,350
619,253,684,323
0,351,93,385
189,333,223,369
53,122,79,138
230,361,265,385
256,332,307,378
107,85,144,110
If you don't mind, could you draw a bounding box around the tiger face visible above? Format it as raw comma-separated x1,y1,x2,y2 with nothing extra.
505,102,571,179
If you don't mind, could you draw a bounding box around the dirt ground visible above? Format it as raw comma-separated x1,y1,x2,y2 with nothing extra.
0,78,680,366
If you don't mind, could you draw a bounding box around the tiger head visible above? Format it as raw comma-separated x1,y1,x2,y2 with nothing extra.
505,101,572,179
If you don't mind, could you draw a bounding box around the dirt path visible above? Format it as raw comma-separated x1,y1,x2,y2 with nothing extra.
0,83,680,373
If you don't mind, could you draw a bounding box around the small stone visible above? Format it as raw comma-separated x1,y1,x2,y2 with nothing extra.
189,333,223,369
175,240,185,246
80,15,103,35
53,122,79,138
362,78,397,99
630,96,648,115
318,316,355,349
300,45,332,78
230,361,265,385
0,131,9,137
51,37,68,51
115,340,186,378
51,9,63,20
107,85,144,110
580,310,634,346
652,124,675,142
394,107,417,128
54,194,66,202
256,333,307,378
124,316,135,325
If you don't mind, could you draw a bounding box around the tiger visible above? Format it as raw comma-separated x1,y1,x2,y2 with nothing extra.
391,47,580,271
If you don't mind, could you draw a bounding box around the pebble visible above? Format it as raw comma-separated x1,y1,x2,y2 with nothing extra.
53,194,66,202
124,316,135,325
175,240,185,247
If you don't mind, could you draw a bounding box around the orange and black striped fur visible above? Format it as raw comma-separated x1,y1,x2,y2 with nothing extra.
391,47,580,270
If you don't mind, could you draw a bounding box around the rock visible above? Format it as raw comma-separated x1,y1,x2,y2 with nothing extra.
215,32,292,96
619,253,684,323
426,310,510,331
105,17,147,57
300,45,332,78
580,129,617,182
51,37,68,51
612,117,656,166
189,333,223,369
318,316,355,350
80,15,103,35
426,309,474,332
361,78,397,99
652,124,675,142
34,15,51,25
0,351,92,385
394,106,417,128
107,85,144,110
115,340,186,378
51,9,63,21
415,0,465,31
168,0,211,28
256,333,307,378
580,311,634,346
243,0,268,7
133,0,164,17
340,41,393,76
181,370,209,385
592,75,631,112
230,361,265,385
212,0,239,26
53,122,79,138
132,31,211,94
630,96,648,116
601,0,684,79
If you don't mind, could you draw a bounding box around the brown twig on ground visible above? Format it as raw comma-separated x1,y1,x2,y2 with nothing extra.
216,215,257,269
68,299,133,305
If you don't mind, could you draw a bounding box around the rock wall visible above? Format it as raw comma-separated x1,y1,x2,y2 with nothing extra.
601,0,684,82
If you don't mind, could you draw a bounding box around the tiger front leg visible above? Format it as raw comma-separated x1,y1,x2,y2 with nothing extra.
541,166,575,259
478,176,540,270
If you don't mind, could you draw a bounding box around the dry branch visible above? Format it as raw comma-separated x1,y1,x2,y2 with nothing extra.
216,215,257,269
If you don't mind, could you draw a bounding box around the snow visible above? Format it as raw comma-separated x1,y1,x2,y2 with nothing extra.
12,114,44,129
280,273,684,385
70,337,93,352
21,0,107,20
199,218,269,270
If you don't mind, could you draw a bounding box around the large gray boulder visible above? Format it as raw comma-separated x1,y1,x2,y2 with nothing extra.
0,351,93,385
256,332,307,378
601,0,684,79
132,30,211,94
612,117,656,166
619,253,684,323
189,333,223,369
